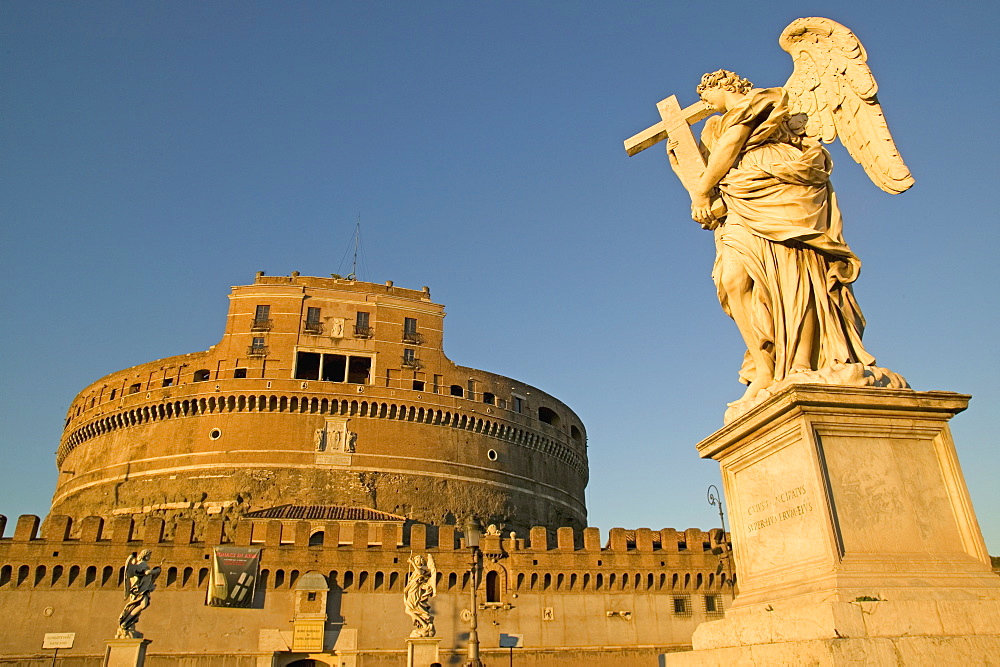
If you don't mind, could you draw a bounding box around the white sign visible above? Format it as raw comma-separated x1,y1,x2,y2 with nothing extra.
42,633,75,649
499,633,523,648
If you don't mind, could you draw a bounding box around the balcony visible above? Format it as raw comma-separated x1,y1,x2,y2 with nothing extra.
401,355,422,369
251,318,273,332
354,325,374,339
303,320,323,334
402,331,424,345
247,345,269,357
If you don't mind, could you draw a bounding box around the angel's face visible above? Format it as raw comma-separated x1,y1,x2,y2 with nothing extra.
700,87,728,113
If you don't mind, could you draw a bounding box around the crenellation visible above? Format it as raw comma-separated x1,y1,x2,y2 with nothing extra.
265,520,283,546
13,514,40,541
660,528,680,552
609,527,629,551
174,517,195,545
44,514,72,541
351,522,369,549
636,527,654,552
381,523,399,549
684,528,708,551
438,524,455,550
292,520,311,547
529,526,548,551
557,526,575,550
144,516,165,544
110,515,134,543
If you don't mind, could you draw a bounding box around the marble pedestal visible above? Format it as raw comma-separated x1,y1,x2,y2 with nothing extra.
667,385,1000,665
104,638,151,667
405,637,441,667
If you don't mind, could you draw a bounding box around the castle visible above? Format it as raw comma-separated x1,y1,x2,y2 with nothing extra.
0,274,733,666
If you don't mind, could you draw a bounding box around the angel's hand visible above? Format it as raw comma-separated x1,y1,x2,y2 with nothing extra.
691,191,716,226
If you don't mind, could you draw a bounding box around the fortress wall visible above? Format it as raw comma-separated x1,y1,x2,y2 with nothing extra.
0,514,732,662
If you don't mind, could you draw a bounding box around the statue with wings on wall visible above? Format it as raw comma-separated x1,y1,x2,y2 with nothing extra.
403,553,437,638
628,18,913,418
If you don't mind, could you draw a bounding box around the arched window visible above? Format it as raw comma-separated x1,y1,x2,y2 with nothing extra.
193,369,211,382
450,385,464,397
486,570,500,603
537,406,560,427
309,531,325,547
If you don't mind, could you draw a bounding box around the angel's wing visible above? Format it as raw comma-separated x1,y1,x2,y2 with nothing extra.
123,553,137,598
427,554,437,597
780,17,914,194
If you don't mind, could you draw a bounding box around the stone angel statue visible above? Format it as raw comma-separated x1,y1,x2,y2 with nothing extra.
403,553,437,637
631,17,912,416
116,549,161,638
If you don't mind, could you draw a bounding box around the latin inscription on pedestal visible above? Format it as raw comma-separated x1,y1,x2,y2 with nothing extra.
726,424,833,587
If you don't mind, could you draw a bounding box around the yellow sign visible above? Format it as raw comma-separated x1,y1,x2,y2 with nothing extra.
291,620,325,652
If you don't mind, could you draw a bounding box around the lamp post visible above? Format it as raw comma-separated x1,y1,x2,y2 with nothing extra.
465,518,484,667
707,484,735,592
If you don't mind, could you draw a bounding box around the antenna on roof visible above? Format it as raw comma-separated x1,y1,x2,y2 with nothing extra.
337,216,368,281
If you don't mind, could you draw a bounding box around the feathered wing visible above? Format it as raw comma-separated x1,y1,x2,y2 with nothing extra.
427,554,437,597
780,17,914,194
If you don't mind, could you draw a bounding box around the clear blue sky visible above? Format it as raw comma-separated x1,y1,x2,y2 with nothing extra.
2,1,998,552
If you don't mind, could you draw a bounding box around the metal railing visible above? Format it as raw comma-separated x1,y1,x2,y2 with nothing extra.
247,345,269,357
354,325,374,339
401,355,422,369
402,331,424,344
251,318,273,332
303,321,323,334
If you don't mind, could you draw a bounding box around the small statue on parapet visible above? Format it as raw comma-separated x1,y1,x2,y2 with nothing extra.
116,549,161,639
403,554,437,637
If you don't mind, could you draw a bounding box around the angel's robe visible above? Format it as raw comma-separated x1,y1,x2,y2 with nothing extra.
702,87,876,384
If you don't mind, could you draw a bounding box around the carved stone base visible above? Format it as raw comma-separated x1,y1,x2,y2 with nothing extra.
724,363,909,423
668,384,1000,665
405,637,441,667
104,638,151,667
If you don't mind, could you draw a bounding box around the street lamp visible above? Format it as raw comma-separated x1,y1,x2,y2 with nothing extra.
465,518,484,667
707,484,735,592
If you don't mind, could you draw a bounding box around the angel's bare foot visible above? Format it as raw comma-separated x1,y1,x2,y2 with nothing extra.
739,377,774,402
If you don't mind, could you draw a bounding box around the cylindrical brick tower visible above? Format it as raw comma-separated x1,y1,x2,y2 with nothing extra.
52,274,588,533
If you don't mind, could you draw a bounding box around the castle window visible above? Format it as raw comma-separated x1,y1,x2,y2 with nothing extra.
309,531,325,547
705,594,721,613
248,337,267,357
252,305,272,331
571,425,583,444
402,348,420,369
234,368,248,379
322,354,347,382
450,385,464,398
673,596,691,615
193,369,211,382
486,570,500,603
513,395,524,413
295,352,321,380
110,389,117,400
294,351,370,385
538,406,560,427
129,383,141,394
304,307,322,334
413,380,425,391
403,317,422,344
162,378,174,387
354,311,372,338
482,392,495,405
347,356,371,384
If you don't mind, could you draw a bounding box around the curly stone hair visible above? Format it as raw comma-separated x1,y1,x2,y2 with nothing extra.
696,69,754,95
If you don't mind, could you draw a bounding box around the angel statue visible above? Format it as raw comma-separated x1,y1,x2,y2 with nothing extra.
116,549,162,638
403,553,437,638
627,17,911,418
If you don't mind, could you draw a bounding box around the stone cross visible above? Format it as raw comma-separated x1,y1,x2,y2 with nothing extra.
624,95,726,220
